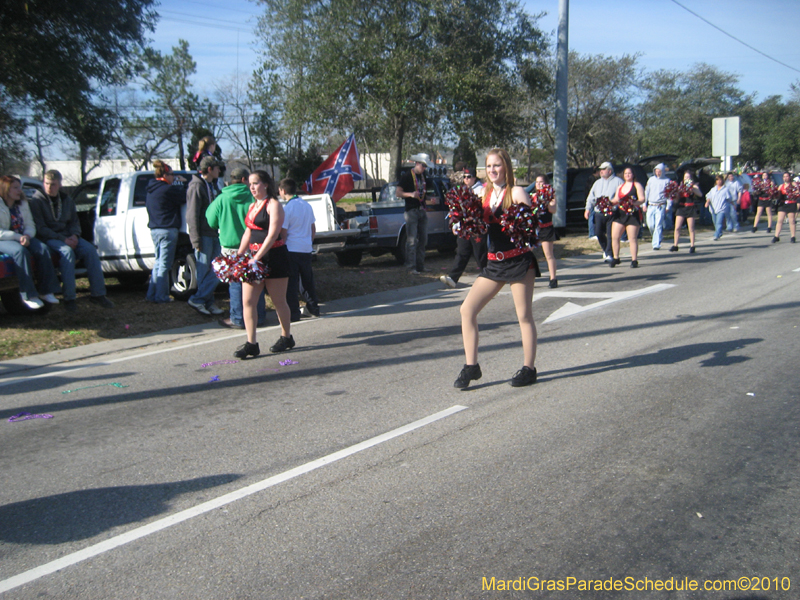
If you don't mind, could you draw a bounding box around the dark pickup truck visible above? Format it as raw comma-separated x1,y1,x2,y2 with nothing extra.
332,174,457,266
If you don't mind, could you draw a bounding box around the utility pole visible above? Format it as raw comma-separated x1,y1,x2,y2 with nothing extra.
553,0,569,229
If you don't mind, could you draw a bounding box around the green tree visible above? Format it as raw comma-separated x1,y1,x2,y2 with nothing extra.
254,0,546,179
0,0,156,151
452,136,478,172
0,91,27,173
136,40,205,169
740,96,800,169
527,52,640,168
61,105,113,183
110,88,176,170
247,68,284,172
279,146,324,184
637,63,752,161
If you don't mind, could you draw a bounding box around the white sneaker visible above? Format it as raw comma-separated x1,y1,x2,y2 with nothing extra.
440,274,457,288
206,303,225,315
20,292,44,310
41,293,60,304
187,298,211,315
602,253,609,260
589,236,598,241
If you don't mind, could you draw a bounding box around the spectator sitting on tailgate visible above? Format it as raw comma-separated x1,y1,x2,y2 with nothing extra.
29,170,114,312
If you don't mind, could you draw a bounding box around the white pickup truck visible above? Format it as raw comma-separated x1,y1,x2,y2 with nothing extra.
71,171,362,299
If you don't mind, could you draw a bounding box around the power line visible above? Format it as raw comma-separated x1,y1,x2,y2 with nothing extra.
158,8,253,28
176,0,258,16
157,11,251,33
669,0,800,75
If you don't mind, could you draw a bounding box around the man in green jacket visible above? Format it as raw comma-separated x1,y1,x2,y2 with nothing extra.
206,167,266,328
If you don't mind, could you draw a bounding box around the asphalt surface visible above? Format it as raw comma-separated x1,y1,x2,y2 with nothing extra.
1,229,798,599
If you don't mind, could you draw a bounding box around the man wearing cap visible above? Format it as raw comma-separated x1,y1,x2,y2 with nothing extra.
206,168,267,329
396,154,430,273
440,167,487,288
186,156,224,315
644,163,671,250
584,162,623,260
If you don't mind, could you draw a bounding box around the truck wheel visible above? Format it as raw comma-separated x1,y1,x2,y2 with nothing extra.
334,249,363,267
393,231,407,265
0,290,52,316
170,252,198,300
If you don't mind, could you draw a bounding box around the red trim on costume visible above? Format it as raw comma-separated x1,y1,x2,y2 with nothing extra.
249,239,285,253
245,199,268,230
488,247,530,261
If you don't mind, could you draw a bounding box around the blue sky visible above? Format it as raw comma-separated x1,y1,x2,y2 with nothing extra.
150,0,799,103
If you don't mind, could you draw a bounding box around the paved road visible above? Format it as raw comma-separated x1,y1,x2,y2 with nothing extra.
1,231,798,599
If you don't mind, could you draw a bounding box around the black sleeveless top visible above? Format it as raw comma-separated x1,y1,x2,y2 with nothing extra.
485,204,518,254
245,200,271,244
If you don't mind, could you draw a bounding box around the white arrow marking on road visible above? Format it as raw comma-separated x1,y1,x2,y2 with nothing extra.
537,283,675,324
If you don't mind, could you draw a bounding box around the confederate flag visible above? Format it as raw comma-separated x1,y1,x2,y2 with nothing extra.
302,134,364,202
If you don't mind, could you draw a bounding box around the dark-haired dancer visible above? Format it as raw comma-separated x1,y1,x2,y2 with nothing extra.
609,167,645,268
234,170,294,358
670,170,702,253
772,171,797,243
751,173,774,234
533,174,558,287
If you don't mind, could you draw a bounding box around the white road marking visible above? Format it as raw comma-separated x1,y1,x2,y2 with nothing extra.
537,284,675,324
0,404,468,594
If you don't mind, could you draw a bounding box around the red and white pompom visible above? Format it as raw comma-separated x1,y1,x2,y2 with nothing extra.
445,185,487,241
619,196,639,214
785,182,800,201
595,196,615,217
499,203,538,249
679,181,698,198
531,184,554,212
212,252,269,283
663,181,680,200
753,176,778,200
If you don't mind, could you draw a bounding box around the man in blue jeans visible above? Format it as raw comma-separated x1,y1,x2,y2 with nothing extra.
29,170,114,312
206,167,266,329
706,174,733,240
186,156,224,316
396,154,430,273
724,172,742,233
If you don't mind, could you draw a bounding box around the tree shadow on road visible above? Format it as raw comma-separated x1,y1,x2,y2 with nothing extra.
538,338,762,383
0,473,241,545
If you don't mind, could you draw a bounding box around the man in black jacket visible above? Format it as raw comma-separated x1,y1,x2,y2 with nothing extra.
396,153,430,273
29,170,113,312
186,156,223,315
